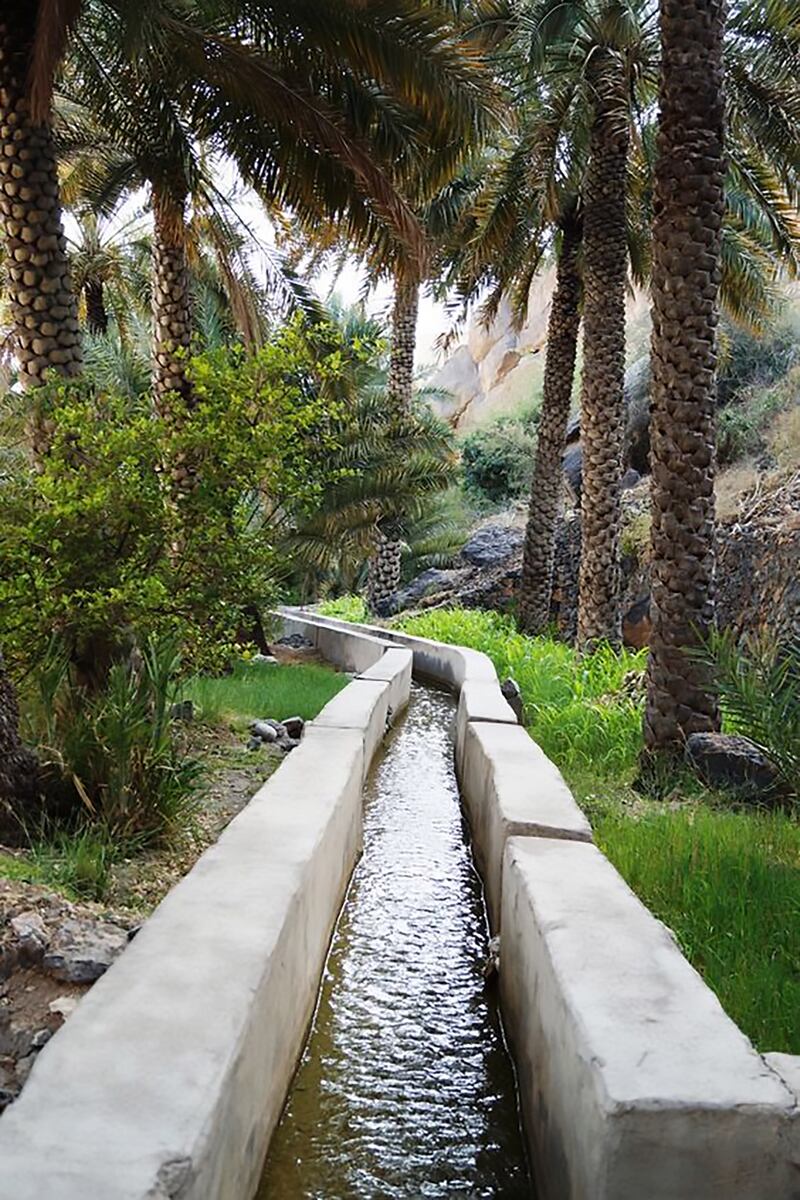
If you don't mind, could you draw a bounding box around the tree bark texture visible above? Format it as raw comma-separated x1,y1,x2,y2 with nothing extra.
576,57,630,650
644,0,725,751
0,650,37,828
518,218,582,635
367,274,419,612
152,187,192,412
0,5,81,400
84,278,108,334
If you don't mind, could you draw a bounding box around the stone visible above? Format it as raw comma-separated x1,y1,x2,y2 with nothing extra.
246,737,263,752
562,443,583,499
169,700,194,722
685,733,781,797
42,919,128,984
460,525,523,568
281,717,304,739
9,913,47,958
30,1030,51,1051
48,996,79,1019
622,596,652,650
249,654,277,665
274,634,314,649
393,567,465,611
250,721,278,744
500,678,524,722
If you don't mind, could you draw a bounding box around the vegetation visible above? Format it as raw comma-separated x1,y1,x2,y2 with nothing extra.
392,607,800,1052
461,414,538,503
182,661,348,730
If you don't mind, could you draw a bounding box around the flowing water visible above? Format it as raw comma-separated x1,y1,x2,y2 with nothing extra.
258,684,532,1200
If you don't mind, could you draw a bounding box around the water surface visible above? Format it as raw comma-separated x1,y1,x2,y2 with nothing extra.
258,684,532,1199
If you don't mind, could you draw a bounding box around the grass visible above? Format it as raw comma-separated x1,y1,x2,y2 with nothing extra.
317,594,370,623
596,806,800,1053
390,606,800,1053
180,659,348,729
0,829,115,902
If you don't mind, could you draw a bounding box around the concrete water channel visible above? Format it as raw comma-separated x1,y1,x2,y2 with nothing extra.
259,683,532,1199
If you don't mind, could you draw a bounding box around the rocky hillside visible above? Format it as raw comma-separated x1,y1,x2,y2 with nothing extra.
427,270,652,430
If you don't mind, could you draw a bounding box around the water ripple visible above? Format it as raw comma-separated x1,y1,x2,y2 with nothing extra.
258,684,532,1199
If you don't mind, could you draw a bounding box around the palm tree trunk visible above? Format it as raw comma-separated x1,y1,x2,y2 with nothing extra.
643,0,725,753
0,5,82,399
84,279,108,335
152,186,192,412
0,4,80,809
576,58,630,651
0,651,37,831
367,273,419,613
518,215,582,635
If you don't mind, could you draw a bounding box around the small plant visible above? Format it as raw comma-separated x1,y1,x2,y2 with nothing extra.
701,630,800,802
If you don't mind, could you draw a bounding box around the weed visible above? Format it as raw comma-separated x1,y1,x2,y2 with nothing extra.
317,595,370,623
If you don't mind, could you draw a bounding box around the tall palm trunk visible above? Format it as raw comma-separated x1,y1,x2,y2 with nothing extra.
0,5,82,403
644,0,725,753
518,215,582,635
0,4,82,810
576,57,630,650
152,186,192,412
367,273,419,613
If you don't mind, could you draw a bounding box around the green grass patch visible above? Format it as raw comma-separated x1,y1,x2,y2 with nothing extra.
392,606,800,1052
396,607,647,777
0,828,116,902
181,660,348,729
596,805,800,1053
317,594,370,623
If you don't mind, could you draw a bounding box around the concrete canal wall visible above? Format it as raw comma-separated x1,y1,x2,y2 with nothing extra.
0,625,411,1200
283,609,800,1200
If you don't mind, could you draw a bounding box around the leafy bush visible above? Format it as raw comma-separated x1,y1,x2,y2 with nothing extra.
461,415,536,503
0,318,352,678
717,320,797,406
717,367,800,465
25,637,201,845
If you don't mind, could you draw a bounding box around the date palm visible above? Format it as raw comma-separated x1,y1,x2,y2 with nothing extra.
643,0,726,753
452,0,800,641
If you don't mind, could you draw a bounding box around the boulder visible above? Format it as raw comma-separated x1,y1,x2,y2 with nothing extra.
250,720,278,744
427,346,482,424
685,733,781,798
622,596,652,650
460,525,524,568
42,918,129,984
394,567,466,611
479,333,519,395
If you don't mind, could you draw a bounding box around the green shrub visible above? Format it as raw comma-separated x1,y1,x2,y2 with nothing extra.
701,630,800,801
461,416,536,503
717,368,800,465
0,318,353,679
25,637,202,845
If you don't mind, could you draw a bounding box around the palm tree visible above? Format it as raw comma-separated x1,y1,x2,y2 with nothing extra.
451,0,800,640
518,207,583,632
0,6,82,392
643,0,726,753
